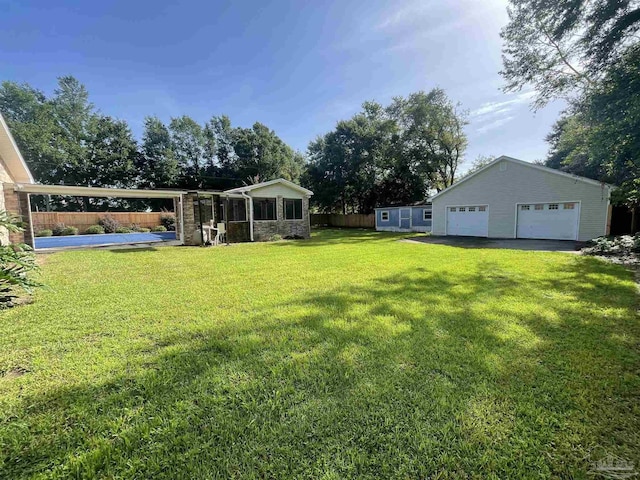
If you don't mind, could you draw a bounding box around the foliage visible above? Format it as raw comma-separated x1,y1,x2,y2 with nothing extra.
60,226,78,236
460,155,496,179
83,225,105,235
500,0,640,107
151,225,167,232
137,227,151,233
35,229,53,237
267,234,283,242
0,230,638,476
51,223,67,236
304,90,467,214
114,226,132,234
98,215,120,234
582,234,640,256
0,210,40,306
160,213,176,231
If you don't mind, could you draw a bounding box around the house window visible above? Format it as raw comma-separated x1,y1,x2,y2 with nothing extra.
450,207,456,212
549,203,559,210
253,197,276,220
224,198,246,222
535,204,544,210
563,202,575,210
478,206,486,212
459,207,466,212
521,205,530,211
284,198,303,220
381,211,390,221
468,207,476,212
423,209,432,221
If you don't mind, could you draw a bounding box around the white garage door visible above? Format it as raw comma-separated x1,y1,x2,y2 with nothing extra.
447,205,489,237
516,202,579,240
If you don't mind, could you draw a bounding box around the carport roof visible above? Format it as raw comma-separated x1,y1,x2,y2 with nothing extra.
13,183,188,199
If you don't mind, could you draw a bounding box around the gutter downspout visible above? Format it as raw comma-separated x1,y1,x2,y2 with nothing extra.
241,191,254,241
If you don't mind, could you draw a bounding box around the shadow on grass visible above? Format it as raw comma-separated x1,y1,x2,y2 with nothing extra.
2,256,639,478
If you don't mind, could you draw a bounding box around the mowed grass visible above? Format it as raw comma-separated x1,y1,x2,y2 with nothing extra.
1,229,639,479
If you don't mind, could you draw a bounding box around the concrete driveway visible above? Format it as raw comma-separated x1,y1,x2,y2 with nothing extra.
406,235,584,252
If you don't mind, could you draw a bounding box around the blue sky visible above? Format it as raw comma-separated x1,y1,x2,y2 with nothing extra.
0,0,565,172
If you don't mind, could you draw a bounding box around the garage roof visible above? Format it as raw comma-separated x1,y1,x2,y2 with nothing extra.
432,156,611,200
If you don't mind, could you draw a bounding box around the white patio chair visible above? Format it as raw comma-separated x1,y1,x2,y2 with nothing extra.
214,222,226,245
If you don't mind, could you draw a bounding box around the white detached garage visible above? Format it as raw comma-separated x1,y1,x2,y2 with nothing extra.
431,156,612,242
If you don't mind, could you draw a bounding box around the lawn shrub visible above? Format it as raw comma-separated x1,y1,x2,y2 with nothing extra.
98,215,120,233
160,213,176,231
84,225,105,235
60,226,78,236
151,225,167,232
52,223,66,236
115,226,132,234
35,229,53,237
137,227,151,233
267,234,283,242
583,234,640,255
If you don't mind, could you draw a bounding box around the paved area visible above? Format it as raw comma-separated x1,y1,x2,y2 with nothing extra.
35,231,177,250
405,235,584,252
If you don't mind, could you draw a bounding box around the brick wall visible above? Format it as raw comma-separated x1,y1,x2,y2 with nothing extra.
2,184,33,247
252,196,310,241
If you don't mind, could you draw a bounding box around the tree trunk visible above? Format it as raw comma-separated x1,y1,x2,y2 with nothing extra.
631,206,638,234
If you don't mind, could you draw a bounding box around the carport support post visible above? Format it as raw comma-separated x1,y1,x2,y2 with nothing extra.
225,196,230,246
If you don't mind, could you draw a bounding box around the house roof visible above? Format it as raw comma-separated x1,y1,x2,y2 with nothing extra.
224,178,314,196
0,113,34,184
431,155,612,200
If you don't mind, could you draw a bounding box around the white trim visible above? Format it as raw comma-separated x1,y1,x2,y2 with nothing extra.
399,207,412,229
283,197,303,220
604,189,612,236
423,208,432,221
224,178,313,196
514,200,582,240
0,113,34,184
14,183,186,199
380,210,390,222
432,156,613,200
445,204,489,237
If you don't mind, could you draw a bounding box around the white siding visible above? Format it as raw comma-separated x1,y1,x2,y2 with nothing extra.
432,160,610,241
247,183,305,199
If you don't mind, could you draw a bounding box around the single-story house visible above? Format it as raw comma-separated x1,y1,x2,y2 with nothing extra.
375,203,432,232
431,156,612,241
0,112,313,247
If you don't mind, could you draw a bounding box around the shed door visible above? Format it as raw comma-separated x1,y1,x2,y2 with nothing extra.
399,208,411,229
446,206,489,237
516,202,579,240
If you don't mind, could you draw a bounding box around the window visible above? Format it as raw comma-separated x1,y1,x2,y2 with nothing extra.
253,197,276,220
563,202,575,210
535,204,544,210
450,207,456,212
478,206,486,212
521,205,530,211
284,198,303,220
549,203,559,210
224,198,246,221
468,207,476,212
423,209,432,221
381,211,390,221
459,207,466,212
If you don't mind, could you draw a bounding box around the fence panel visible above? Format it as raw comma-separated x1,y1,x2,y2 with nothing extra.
310,213,374,229
32,212,167,232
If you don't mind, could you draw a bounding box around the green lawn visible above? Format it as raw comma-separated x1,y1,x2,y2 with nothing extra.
1,229,639,478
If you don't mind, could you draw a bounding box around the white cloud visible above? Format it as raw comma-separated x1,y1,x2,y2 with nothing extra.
475,115,516,133
470,91,535,118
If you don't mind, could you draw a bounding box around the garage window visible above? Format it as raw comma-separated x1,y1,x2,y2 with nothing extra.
549,204,559,210
535,204,544,210
478,206,486,212
521,205,530,211
450,207,456,212
459,207,466,212
468,207,476,212
564,202,575,210
381,211,389,221
423,209,432,220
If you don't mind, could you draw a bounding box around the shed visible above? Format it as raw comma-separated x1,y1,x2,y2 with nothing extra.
375,203,432,232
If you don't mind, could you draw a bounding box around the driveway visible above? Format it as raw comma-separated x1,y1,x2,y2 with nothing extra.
406,235,584,252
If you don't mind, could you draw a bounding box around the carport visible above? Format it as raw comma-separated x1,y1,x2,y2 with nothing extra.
12,183,188,249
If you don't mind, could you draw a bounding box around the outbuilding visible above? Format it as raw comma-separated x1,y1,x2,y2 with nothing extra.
375,203,432,232
431,156,612,241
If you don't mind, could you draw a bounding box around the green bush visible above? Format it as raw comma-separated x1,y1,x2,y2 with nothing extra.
583,234,640,256
84,225,105,235
160,213,176,231
60,226,78,236
267,234,283,242
35,229,53,237
0,210,41,307
115,226,132,234
151,225,167,232
98,215,120,233
52,223,66,236
137,227,151,233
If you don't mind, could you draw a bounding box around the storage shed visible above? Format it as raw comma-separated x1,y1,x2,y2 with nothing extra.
375,204,432,232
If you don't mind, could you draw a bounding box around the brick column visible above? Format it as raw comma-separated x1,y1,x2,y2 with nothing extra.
3,184,33,247
182,193,198,246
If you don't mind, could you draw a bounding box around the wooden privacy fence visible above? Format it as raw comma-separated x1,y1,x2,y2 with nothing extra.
310,213,375,229
32,212,167,232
